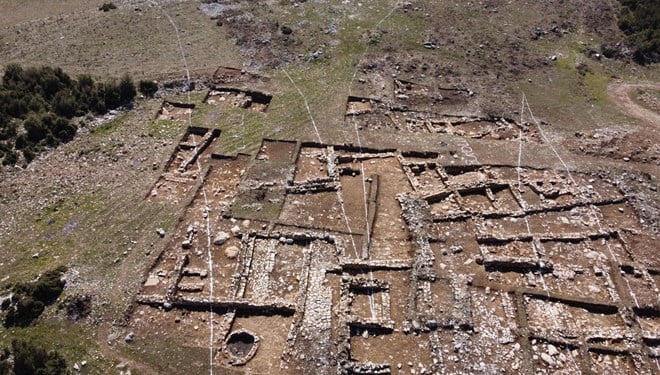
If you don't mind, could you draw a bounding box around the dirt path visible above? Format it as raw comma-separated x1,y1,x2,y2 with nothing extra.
607,81,660,126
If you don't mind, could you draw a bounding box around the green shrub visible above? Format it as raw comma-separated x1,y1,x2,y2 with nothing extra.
618,0,660,64
118,74,137,104
22,148,35,163
12,339,67,375
1,64,136,115
0,64,137,165
4,297,45,328
52,90,77,118
1,150,18,166
99,2,117,12
23,113,75,144
0,348,10,375
3,267,67,328
138,80,158,97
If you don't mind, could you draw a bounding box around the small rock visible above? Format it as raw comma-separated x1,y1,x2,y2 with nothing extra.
540,353,554,366
225,246,239,259
547,344,558,356
156,228,165,237
124,332,135,343
213,231,230,245
230,225,241,236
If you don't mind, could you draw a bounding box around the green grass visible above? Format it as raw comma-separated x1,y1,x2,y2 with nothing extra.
148,119,183,139
0,194,100,284
582,70,610,105
90,112,130,136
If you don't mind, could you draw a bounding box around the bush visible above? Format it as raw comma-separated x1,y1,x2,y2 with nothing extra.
0,64,136,165
138,80,158,97
0,121,17,141
22,148,35,163
4,297,45,328
0,348,10,375
99,2,117,12
3,267,67,328
12,340,67,375
118,74,137,104
101,81,121,110
618,0,660,64
23,113,75,145
52,90,77,118
1,150,18,166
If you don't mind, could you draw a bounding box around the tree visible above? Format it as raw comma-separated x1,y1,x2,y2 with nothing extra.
138,80,158,97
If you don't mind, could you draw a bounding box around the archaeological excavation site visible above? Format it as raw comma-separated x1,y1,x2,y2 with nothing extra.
121,66,660,375
1,0,658,374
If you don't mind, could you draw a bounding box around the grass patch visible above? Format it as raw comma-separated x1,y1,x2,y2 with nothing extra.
148,119,183,139
583,71,610,105
90,112,130,136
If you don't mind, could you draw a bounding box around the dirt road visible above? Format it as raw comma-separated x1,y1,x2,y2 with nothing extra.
607,82,660,126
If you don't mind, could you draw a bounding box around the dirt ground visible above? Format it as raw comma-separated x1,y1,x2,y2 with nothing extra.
607,82,660,126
